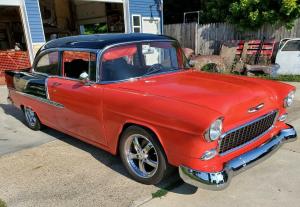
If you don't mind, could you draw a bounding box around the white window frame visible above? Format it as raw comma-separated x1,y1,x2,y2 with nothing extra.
142,17,161,34
132,14,142,33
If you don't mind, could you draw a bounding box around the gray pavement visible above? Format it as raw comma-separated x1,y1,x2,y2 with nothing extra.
0,86,174,207
0,86,55,156
140,82,300,207
0,83,299,207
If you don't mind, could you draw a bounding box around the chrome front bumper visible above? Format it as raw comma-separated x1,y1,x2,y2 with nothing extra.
179,125,297,190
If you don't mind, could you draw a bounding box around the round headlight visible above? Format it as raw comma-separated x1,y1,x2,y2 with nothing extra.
205,118,223,142
284,91,295,107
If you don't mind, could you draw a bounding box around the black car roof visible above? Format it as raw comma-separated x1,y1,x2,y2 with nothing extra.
38,33,175,54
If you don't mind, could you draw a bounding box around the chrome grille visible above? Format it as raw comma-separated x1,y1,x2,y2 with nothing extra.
219,111,277,155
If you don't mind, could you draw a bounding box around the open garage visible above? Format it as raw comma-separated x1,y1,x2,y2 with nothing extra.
39,0,126,41
0,0,163,85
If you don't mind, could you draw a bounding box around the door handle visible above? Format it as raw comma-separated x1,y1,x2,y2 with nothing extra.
52,82,62,87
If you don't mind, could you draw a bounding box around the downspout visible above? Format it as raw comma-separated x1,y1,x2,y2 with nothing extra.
123,0,131,33
160,0,163,34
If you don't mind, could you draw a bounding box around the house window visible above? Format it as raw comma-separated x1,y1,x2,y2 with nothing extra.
132,15,141,33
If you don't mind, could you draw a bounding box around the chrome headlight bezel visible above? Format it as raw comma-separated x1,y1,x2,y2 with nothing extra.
204,118,223,142
284,90,295,108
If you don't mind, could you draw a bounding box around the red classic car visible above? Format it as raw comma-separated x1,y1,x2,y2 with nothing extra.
5,34,297,190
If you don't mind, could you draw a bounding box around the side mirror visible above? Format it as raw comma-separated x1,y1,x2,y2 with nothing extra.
79,72,90,85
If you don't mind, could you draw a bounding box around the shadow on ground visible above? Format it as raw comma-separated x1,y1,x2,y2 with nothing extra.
0,103,198,195
0,104,25,123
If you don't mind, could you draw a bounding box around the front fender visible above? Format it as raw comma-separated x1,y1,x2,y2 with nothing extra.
102,86,222,165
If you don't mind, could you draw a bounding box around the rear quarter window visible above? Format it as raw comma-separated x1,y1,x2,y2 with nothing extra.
35,51,60,75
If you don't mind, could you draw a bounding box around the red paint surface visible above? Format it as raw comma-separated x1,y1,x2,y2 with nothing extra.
7,69,295,173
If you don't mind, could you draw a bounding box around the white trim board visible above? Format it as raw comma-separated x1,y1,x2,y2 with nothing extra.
20,0,34,63
0,0,20,6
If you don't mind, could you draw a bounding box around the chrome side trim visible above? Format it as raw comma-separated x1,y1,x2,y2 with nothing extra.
218,110,278,156
15,91,64,108
179,125,297,191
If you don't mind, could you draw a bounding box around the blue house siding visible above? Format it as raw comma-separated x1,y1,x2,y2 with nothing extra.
129,0,161,17
128,0,162,33
24,0,45,43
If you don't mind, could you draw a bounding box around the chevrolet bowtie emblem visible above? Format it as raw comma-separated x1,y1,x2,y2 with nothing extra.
248,103,264,113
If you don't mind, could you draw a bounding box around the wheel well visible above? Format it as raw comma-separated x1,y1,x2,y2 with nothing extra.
117,123,167,160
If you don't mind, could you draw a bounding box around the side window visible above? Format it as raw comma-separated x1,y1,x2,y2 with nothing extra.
35,51,59,75
142,42,179,69
62,51,97,81
132,15,141,33
281,40,300,51
101,44,140,82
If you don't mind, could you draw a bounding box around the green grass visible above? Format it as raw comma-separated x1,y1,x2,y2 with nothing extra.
0,199,7,207
151,180,184,198
258,74,300,82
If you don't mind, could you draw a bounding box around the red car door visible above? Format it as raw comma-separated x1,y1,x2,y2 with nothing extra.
47,77,106,145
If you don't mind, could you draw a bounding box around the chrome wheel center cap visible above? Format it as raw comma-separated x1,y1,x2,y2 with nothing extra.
139,152,148,160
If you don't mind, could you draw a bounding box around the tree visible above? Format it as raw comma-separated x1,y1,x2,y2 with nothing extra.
164,0,200,24
228,0,300,30
198,0,235,24
163,0,300,30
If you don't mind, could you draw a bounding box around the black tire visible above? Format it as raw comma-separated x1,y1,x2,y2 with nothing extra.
23,106,42,131
119,126,169,185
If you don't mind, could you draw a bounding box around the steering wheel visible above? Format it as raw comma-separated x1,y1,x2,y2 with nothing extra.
146,64,165,75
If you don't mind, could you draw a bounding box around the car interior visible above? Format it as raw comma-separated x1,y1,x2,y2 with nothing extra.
102,56,145,81
63,54,97,82
64,59,89,79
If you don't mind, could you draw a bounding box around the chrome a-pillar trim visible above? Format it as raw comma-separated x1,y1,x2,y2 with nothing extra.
179,125,297,191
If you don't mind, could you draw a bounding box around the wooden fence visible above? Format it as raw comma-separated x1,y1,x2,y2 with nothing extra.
164,19,300,55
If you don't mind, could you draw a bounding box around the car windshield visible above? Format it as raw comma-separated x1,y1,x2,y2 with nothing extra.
101,41,189,82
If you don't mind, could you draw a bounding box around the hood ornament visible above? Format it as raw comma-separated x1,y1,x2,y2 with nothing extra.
248,103,264,113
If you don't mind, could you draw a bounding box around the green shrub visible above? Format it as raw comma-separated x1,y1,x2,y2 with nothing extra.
0,199,7,207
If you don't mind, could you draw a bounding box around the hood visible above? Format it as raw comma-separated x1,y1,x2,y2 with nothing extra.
115,70,281,124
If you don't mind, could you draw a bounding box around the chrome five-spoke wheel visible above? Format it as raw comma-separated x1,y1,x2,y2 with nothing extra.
120,126,169,185
125,134,158,178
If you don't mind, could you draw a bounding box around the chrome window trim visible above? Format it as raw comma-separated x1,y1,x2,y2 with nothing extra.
32,48,100,77
96,39,184,85
32,40,184,85
32,49,60,76
32,48,101,83
218,110,279,156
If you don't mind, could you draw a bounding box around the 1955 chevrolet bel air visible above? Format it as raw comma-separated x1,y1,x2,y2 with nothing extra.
5,33,297,190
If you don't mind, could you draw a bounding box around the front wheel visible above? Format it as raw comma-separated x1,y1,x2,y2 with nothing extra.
119,126,169,185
